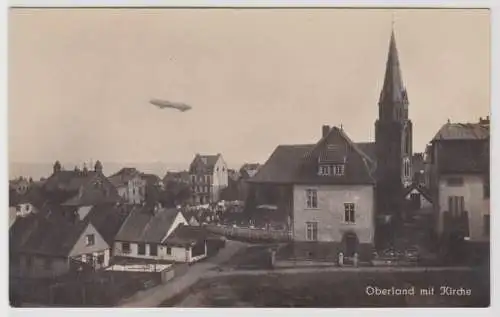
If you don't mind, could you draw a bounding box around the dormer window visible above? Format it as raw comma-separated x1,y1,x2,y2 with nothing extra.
318,164,345,176
333,164,345,176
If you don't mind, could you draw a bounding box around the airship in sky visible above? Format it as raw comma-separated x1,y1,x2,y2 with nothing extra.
150,99,192,112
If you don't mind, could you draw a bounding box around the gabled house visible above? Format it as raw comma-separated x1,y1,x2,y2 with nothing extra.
237,163,261,201
108,168,147,204
249,125,376,262
113,205,208,263
427,118,490,257
43,160,119,206
402,182,433,218
189,154,229,205
9,203,130,278
9,177,30,195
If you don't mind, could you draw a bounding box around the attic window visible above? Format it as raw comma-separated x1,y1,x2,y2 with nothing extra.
318,164,345,176
85,234,95,246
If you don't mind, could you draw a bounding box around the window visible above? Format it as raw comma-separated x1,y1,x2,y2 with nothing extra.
86,253,93,264
448,196,465,217
205,175,210,183
403,159,411,178
306,222,318,241
44,258,52,270
333,164,345,176
166,247,172,255
447,177,464,187
306,189,318,209
191,175,196,183
483,215,490,236
150,244,158,256
138,243,146,255
122,242,131,254
344,203,355,223
85,234,95,246
318,165,330,176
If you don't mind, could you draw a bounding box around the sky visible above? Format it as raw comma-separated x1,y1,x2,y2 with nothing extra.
8,8,490,168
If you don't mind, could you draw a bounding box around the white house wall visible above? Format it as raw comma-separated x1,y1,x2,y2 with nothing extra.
437,174,489,242
293,184,375,244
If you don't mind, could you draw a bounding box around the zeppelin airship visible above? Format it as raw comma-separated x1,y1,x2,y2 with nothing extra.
150,99,192,112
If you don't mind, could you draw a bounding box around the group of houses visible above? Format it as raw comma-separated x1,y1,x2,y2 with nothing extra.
9,150,264,279
245,30,490,264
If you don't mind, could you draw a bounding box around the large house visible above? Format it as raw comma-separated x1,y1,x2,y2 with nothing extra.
426,118,490,261
249,126,376,262
9,203,130,278
113,205,208,263
42,160,119,206
108,168,147,204
188,154,229,205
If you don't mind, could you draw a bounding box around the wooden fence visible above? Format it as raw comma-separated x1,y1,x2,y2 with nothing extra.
205,224,291,242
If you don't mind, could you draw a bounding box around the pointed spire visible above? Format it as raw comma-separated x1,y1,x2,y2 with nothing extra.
379,28,407,105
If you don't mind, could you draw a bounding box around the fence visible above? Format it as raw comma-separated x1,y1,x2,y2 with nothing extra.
205,224,291,242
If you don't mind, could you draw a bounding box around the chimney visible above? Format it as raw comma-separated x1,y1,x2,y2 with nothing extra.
322,125,330,138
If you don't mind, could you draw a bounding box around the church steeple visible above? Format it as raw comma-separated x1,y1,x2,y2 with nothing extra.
379,29,408,106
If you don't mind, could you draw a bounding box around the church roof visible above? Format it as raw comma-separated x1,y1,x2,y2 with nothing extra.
379,30,408,105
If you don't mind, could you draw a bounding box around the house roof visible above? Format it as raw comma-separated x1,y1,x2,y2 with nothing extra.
432,123,489,141
432,122,489,174
10,210,89,257
189,154,221,174
239,163,261,179
114,206,180,244
141,173,163,187
108,168,142,187
164,171,190,183
43,170,100,192
403,183,433,203
61,186,121,206
86,203,133,245
164,225,209,247
249,127,376,185
249,144,314,184
10,203,128,257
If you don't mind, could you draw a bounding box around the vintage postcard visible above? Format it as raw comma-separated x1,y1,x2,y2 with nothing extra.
7,6,491,308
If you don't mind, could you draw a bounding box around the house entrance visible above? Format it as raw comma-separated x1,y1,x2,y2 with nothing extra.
342,232,359,257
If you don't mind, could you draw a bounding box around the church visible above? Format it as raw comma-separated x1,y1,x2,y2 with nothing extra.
248,29,414,261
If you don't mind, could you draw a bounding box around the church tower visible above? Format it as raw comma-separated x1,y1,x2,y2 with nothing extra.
375,29,413,222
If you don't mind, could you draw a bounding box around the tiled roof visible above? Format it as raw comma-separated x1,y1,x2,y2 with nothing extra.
43,170,99,192
108,168,141,187
86,204,133,245
141,173,163,187
432,123,489,141
10,209,89,257
164,225,209,247
114,206,180,244
248,144,314,184
10,203,128,257
164,171,190,183
249,127,376,185
403,183,433,203
61,186,121,206
189,154,221,174
356,142,376,162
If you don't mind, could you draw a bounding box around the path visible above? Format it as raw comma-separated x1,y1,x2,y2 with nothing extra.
118,240,247,307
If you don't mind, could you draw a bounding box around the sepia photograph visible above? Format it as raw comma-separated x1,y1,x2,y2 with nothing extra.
6,4,491,309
